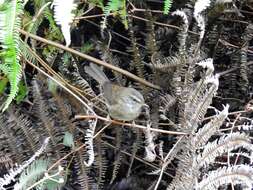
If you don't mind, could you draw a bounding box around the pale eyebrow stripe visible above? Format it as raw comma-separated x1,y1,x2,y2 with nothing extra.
130,95,142,103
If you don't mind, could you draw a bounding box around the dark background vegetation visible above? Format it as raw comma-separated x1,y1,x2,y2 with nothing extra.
1,0,253,189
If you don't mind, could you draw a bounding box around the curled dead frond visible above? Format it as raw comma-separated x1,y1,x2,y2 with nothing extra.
32,80,60,149
196,165,253,190
171,10,189,55
150,53,182,72
194,0,211,50
7,109,40,154
83,106,96,166
145,11,158,56
196,132,253,168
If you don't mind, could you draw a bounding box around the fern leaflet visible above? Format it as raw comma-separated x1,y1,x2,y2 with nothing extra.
101,0,127,29
0,0,23,111
163,0,173,15
14,159,49,190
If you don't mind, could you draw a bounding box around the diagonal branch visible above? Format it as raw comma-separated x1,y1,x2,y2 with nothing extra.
75,114,187,135
19,29,161,90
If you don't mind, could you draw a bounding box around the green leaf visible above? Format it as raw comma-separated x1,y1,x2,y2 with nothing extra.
63,131,75,148
47,79,58,95
15,158,65,190
88,0,104,8
163,0,173,15
81,41,94,53
15,81,28,104
14,159,49,190
101,0,128,29
0,77,8,94
0,0,23,111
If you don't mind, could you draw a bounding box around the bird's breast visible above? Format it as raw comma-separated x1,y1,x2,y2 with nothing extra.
108,102,142,121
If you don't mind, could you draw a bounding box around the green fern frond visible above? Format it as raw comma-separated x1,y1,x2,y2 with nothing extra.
163,0,173,15
0,0,23,111
101,0,127,29
103,0,122,16
14,159,49,190
24,1,50,35
88,0,104,8
118,0,128,29
19,39,38,65
43,6,62,40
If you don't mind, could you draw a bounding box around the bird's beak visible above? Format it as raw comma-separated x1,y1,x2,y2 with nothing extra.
143,104,149,108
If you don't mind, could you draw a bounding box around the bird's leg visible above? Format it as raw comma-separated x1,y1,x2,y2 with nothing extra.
106,114,112,124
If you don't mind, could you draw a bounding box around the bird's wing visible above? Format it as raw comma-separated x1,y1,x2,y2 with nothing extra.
102,82,125,105
84,63,109,85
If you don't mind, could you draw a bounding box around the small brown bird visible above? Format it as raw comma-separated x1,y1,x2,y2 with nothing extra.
85,64,146,121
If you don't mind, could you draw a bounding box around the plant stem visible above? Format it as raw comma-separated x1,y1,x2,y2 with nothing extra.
75,115,187,135
19,29,161,90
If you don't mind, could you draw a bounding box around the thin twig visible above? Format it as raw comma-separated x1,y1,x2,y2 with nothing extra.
203,110,249,121
218,18,249,24
217,61,253,76
218,39,253,54
154,136,184,190
22,43,106,113
21,40,94,99
75,115,187,135
128,1,164,14
25,59,95,114
103,140,174,178
93,122,112,139
128,14,199,36
47,143,85,172
19,29,161,90
75,13,113,20
46,136,173,177
82,19,147,49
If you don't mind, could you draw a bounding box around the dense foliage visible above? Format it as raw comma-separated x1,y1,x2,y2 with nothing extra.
0,0,253,189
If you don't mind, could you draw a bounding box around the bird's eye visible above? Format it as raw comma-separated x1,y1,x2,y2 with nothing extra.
131,96,140,103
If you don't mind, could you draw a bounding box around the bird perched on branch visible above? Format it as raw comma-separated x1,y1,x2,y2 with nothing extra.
85,63,146,121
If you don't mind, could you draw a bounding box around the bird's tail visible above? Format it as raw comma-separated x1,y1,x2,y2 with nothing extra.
84,63,109,85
